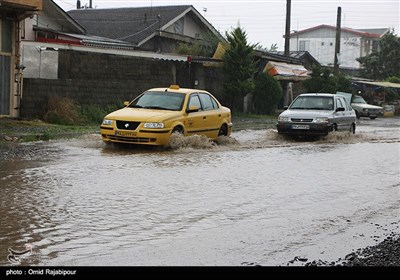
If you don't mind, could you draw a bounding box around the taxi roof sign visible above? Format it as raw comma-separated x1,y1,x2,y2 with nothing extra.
169,85,180,90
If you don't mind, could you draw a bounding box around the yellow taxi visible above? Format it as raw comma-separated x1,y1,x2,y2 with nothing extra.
100,85,232,146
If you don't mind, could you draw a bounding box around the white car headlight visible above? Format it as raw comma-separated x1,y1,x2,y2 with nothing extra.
102,119,113,126
143,122,165,129
278,116,291,123
315,117,328,123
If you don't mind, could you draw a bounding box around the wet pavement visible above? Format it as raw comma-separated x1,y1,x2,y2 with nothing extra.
0,117,399,266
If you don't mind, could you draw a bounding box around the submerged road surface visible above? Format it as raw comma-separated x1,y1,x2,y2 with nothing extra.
0,117,399,266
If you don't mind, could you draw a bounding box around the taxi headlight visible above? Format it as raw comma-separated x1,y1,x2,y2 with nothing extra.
143,122,165,129
102,119,113,126
315,117,328,123
278,116,291,123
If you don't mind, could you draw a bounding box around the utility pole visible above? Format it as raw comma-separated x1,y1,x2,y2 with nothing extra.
283,0,291,107
333,6,341,76
284,0,291,57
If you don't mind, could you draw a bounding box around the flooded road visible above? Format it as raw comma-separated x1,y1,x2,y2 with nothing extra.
0,117,399,266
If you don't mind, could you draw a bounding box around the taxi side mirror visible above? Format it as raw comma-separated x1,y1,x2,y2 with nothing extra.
123,101,130,107
186,106,200,113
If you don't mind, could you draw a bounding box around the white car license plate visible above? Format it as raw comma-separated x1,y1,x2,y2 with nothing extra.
115,130,137,137
292,124,310,130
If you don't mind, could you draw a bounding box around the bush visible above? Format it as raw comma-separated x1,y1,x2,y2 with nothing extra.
43,96,82,125
81,102,123,124
252,72,282,115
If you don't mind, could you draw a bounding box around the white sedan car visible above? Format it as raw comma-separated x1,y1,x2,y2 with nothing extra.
351,95,383,119
277,93,357,138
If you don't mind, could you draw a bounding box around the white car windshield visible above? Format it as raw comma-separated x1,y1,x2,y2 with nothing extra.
129,91,185,111
352,96,367,104
290,96,334,110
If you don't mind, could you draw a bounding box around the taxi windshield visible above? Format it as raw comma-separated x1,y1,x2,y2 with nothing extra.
129,91,185,111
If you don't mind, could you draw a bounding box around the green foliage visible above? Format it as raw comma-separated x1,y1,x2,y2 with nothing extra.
222,26,258,113
174,32,220,57
357,30,400,80
302,67,353,94
386,76,400,83
383,76,400,103
255,43,278,52
252,72,283,114
81,101,123,124
175,42,208,57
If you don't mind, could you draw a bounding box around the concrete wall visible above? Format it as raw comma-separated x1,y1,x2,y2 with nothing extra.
20,49,224,119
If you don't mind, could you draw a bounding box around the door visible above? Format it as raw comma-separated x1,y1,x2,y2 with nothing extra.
186,93,207,135
335,97,347,131
0,17,12,115
198,93,222,138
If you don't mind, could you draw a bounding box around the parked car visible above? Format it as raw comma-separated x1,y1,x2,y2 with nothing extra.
351,95,383,119
277,93,356,137
100,85,232,146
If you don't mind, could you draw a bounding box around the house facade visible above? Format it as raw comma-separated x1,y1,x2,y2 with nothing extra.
289,25,390,69
0,0,42,117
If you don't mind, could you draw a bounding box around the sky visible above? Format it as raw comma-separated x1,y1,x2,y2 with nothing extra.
54,0,399,51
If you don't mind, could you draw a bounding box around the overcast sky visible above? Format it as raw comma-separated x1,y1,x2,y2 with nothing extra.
54,0,399,51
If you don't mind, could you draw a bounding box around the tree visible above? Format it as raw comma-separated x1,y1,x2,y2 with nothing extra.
255,43,279,52
252,72,282,114
222,26,258,113
357,30,400,80
302,67,353,94
174,31,220,57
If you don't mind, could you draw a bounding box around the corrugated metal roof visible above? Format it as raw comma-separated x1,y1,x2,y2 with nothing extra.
22,41,189,62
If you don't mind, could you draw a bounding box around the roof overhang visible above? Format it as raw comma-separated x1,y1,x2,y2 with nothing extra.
22,40,189,62
263,61,310,81
353,80,400,89
0,0,42,20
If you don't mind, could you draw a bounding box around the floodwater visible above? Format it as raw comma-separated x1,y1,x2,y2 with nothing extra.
0,117,399,266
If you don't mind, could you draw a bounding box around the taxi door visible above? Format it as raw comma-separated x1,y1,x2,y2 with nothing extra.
186,93,207,136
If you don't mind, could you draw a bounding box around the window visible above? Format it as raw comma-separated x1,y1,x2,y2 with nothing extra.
299,40,309,51
173,18,184,34
198,93,215,111
336,98,344,109
188,94,202,110
372,40,379,52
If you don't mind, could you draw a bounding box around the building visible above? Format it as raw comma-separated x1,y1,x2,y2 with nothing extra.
288,24,390,69
0,0,42,117
67,4,224,53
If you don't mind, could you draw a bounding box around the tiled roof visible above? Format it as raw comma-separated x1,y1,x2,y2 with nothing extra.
68,5,193,45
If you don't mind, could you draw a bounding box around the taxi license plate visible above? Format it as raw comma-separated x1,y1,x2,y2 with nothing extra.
115,130,137,137
292,124,310,130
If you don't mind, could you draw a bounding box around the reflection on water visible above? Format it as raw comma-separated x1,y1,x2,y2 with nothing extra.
0,118,399,266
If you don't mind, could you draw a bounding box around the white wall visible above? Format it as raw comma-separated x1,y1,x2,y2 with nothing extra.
290,28,367,68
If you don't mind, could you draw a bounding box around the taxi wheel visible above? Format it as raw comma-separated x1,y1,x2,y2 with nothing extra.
218,124,228,136
172,126,184,134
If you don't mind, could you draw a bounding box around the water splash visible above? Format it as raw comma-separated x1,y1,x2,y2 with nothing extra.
166,133,239,150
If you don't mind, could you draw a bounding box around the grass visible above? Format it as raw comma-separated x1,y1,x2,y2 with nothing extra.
0,118,99,143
